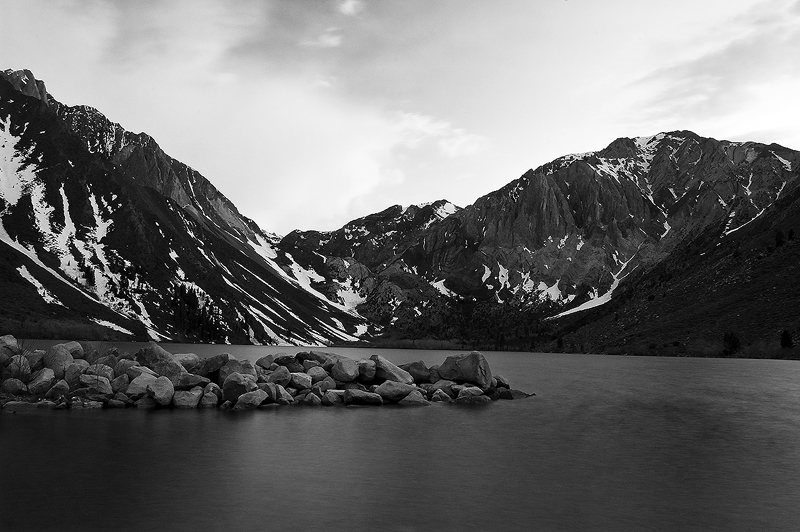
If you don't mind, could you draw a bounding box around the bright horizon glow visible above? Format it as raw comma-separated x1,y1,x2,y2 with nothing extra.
2,0,799,235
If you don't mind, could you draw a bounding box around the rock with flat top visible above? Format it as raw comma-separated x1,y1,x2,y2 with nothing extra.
344,389,383,406
375,381,419,403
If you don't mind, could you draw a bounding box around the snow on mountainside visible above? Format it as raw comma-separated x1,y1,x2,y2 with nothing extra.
0,69,368,344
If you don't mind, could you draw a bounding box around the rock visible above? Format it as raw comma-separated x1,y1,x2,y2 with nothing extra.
61,341,84,359
222,372,257,404
321,390,344,406
306,366,328,383
290,372,312,390
431,379,457,398
358,359,376,382
400,361,431,384
428,364,441,383
114,359,139,379
199,391,219,408
135,396,159,409
111,374,130,394
1,378,27,395
85,364,115,382
126,373,158,399
274,385,294,405
45,379,70,400
233,389,268,409
147,376,175,406
398,390,430,406
255,354,275,370
173,386,204,408
494,374,511,389
370,355,413,385
219,400,233,410
192,353,230,378
218,359,257,385
113,392,133,406
107,399,127,408
173,373,211,391
0,334,20,357
374,381,419,403
257,382,278,402
296,350,331,365
274,354,304,373
5,354,32,383
331,358,360,382
343,382,367,391
172,353,200,371
70,398,104,409
455,394,493,405
204,382,223,401
267,366,291,387
80,374,113,396
343,389,383,406
431,389,452,403
437,352,493,390
303,392,322,406
95,354,118,369
302,359,321,371
457,386,484,399
23,350,44,372
311,376,336,398
3,400,38,412
65,363,88,390
126,365,158,381
499,389,532,400
27,368,55,395
134,342,187,385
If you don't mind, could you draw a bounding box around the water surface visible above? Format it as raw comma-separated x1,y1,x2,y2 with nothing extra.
2,349,799,531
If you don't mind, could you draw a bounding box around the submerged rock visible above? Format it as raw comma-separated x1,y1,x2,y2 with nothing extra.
344,389,383,406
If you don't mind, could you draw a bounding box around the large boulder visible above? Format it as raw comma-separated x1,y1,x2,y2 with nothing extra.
357,359,376,382
274,385,294,405
135,343,187,385
273,354,304,373
192,353,230,378
204,382,223,401
311,377,336,398
61,341,84,359
172,353,200,372
1,378,27,395
24,350,45,372
290,372,312,391
45,379,70,400
85,364,114,382
255,354,275,370
233,389,268,410
79,374,113,396
126,373,158,399
431,379,457,398
126,365,158,381
65,363,88,390
111,374,130,394
147,376,175,406
27,368,55,395
222,372,257,404
0,334,19,357
306,366,328,383
114,359,139,379
5,354,32,383
321,390,344,406
331,358,360,382
218,359,257,385
398,390,430,406
303,392,322,406
343,389,383,406
266,366,291,387
199,390,219,408
173,386,204,408
370,355,413,385
174,373,211,391
374,381,419,403
95,354,118,369
437,352,493,390
400,361,431,384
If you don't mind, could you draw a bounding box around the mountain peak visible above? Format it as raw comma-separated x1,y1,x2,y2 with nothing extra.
1,68,49,105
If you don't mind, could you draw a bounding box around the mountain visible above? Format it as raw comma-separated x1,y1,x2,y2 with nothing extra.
2,68,798,353
0,68,369,345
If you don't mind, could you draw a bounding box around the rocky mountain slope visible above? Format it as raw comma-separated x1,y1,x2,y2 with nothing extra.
0,69,368,345
2,68,798,351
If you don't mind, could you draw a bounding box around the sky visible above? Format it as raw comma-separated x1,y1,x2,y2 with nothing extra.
1,0,799,235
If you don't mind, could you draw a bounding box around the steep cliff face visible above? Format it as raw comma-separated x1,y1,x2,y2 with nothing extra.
0,69,368,344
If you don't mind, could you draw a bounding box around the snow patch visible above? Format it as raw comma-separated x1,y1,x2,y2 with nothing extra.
91,318,133,336
17,265,64,306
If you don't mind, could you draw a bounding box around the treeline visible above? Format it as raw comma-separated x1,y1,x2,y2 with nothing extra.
169,283,224,343
381,295,562,351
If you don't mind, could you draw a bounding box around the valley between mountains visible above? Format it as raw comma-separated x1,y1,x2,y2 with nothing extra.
1,69,798,356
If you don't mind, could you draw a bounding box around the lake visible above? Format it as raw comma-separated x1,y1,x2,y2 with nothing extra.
2,346,800,531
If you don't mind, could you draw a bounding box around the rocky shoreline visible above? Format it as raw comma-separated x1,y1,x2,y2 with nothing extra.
0,335,532,412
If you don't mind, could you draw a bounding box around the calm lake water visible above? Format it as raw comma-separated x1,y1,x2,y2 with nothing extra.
2,346,800,531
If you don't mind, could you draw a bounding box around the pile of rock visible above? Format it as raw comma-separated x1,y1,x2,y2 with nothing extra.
0,335,532,411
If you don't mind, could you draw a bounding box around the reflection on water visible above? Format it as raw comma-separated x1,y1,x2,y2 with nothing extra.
2,351,800,531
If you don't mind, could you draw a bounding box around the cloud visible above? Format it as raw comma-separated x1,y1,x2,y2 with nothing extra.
391,112,490,159
339,0,364,16
300,27,342,48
